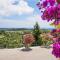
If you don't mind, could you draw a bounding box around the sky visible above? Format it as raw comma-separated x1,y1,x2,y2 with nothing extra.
0,0,55,29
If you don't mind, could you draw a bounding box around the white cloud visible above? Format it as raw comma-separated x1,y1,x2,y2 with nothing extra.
26,15,55,28
0,19,34,28
0,0,55,29
0,0,34,16
0,14,55,28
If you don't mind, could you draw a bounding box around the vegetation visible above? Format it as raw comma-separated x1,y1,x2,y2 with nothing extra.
0,27,52,48
0,31,23,48
32,22,43,46
40,33,53,47
23,33,35,49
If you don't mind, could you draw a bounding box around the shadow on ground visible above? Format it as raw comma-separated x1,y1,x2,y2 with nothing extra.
21,48,32,52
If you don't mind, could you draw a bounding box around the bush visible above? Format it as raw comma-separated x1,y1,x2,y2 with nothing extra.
23,33,35,48
0,31,23,48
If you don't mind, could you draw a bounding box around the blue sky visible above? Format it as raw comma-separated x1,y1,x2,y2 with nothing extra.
0,0,55,29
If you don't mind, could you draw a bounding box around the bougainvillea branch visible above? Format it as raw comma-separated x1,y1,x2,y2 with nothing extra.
36,0,60,28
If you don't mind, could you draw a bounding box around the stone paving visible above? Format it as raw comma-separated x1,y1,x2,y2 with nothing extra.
0,46,56,60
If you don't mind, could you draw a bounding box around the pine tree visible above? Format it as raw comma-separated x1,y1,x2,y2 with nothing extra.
33,22,42,46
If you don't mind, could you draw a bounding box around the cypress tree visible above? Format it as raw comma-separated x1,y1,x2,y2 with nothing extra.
33,22,42,46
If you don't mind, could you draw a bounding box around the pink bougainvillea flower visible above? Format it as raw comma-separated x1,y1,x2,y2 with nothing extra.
46,0,56,2
46,0,49,2
46,0,60,5
51,29,57,33
42,1,48,8
49,0,55,6
51,29,60,33
41,10,50,21
47,7,55,18
36,2,41,9
36,0,60,26
53,20,59,25
41,6,56,21
51,29,60,34
37,0,55,9
45,0,55,6
56,29,60,32
56,4,60,18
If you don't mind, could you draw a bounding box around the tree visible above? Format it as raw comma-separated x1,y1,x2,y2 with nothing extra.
33,22,42,46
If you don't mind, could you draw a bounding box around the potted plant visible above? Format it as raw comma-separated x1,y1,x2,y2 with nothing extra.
23,33,35,50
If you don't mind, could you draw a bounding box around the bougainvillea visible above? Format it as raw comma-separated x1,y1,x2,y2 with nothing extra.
36,0,60,28
50,29,60,39
51,29,60,33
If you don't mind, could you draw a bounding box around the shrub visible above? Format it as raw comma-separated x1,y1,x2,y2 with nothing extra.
23,33,35,48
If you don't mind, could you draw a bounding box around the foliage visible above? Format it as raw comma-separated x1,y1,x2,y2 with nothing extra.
0,29,52,48
40,33,52,46
23,33,35,48
33,22,43,46
0,31,23,48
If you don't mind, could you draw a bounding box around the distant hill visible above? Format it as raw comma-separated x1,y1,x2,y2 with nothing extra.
0,28,54,31
0,28,32,31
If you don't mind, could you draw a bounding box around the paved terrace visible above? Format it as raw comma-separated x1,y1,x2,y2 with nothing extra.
0,46,56,60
